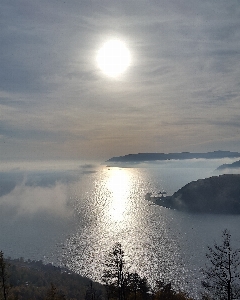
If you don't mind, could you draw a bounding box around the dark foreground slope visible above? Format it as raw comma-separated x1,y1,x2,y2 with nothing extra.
154,174,240,214
6,258,104,300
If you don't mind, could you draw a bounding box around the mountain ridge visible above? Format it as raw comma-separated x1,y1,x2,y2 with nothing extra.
107,151,240,162
216,160,240,170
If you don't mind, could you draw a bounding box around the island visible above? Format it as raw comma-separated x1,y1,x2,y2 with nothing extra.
216,160,240,171
107,151,240,163
148,174,240,214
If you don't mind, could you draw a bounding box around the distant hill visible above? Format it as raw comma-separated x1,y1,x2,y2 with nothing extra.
216,160,240,171
107,151,240,162
153,174,240,214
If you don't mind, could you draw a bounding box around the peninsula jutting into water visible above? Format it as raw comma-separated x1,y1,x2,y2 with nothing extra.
216,159,240,171
148,174,240,214
107,150,240,162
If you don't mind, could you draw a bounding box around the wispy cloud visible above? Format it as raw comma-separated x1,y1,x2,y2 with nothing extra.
1,0,240,160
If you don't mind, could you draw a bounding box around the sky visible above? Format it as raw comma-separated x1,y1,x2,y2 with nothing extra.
1,0,240,162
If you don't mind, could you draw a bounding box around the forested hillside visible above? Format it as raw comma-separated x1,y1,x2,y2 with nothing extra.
2,231,239,299
3,257,104,300
153,174,240,214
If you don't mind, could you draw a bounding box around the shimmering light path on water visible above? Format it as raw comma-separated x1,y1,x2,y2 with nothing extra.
61,167,201,295
1,160,240,299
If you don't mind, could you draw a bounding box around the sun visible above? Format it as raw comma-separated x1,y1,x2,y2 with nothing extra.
97,39,131,77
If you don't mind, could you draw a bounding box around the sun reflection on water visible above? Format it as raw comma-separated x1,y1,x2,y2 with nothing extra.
61,166,199,296
106,168,132,223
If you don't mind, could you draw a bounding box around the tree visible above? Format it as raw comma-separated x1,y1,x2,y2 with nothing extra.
102,243,126,300
125,272,150,300
153,280,193,300
102,243,152,300
85,281,96,300
44,283,66,300
202,229,240,300
0,251,9,300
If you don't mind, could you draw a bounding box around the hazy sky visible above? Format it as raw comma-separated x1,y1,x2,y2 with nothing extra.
1,0,240,162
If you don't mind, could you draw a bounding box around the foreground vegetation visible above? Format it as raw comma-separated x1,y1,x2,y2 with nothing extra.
0,252,194,300
0,229,239,300
0,255,104,300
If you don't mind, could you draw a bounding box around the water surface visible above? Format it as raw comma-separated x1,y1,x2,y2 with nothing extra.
1,159,240,298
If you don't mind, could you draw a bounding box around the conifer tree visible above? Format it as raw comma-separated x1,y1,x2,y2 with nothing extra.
102,243,126,300
0,251,9,300
202,229,240,300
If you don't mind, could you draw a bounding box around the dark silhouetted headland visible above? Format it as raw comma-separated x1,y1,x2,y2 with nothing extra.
151,174,240,214
107,151,240,162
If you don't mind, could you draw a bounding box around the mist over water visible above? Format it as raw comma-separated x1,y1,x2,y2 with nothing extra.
0,158,240,298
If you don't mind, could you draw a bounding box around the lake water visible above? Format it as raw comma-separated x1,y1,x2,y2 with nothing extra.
0,159,240,298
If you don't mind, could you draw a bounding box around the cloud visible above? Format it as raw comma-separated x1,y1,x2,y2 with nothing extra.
0,172,23,197
0,167,89,218
0,182,72,217
0,170,73,197
1,0,240,160
0,121,60,141
0,161,98,198
25,171,79,188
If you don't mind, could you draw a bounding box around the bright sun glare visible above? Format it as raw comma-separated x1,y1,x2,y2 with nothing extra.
97,39,131,77
106,168,131,223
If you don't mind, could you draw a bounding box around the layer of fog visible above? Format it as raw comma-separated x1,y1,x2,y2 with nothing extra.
108,157,240,169
0,161,98,262
1,157,239,221
0,158,239,262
